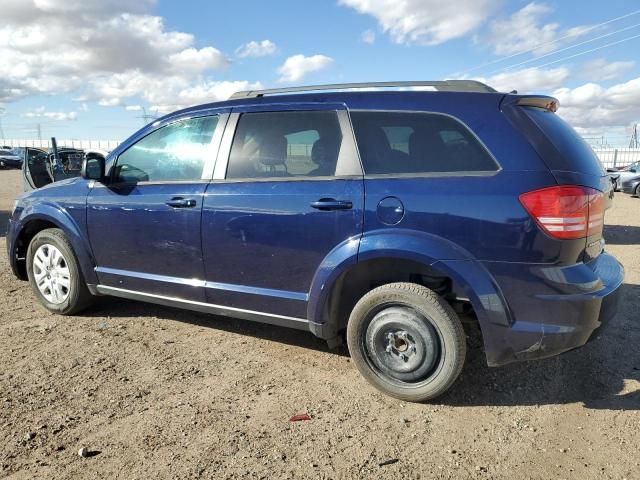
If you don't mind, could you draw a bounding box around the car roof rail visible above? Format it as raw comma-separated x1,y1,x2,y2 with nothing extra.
229,80,497,99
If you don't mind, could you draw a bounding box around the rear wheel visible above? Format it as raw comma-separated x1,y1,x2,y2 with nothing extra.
346,282,466,402
26,228,93,315
635,184,640,197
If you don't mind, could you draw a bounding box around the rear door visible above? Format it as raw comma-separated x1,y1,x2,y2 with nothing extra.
87,111,228,302
349,109,505,260
201,104,364,319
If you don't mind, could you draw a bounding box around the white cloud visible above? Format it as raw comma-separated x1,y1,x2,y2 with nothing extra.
98,97,122,107
580,58,635,82
0,0,154,26
473,64,640,131
148,80,263,112
0,0,254,112
487,2,591,56
167,47,228,73
477,66,571,93
92,71,262,112
22,107,78,121
277,54,333,83
235,40,277,58
553,77,640,130
339,0,497,45
361,29,376,44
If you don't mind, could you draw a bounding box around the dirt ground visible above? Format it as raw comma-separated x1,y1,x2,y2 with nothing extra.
0,168,638,480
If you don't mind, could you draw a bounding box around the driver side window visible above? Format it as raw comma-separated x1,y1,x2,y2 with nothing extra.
115,115,218,183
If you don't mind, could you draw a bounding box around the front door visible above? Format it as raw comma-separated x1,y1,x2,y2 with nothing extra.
201,105,364,319
87,112,226,302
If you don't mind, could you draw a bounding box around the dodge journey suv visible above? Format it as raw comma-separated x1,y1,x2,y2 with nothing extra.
6,80,623,401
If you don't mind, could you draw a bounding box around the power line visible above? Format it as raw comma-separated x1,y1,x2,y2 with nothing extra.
462,8,640,75
488,21,640,75
526,32,640,70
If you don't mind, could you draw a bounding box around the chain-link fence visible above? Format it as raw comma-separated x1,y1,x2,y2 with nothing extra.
592,148,640,169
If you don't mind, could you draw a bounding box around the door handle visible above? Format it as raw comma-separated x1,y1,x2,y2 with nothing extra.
166,197,197,208
310,198,353,211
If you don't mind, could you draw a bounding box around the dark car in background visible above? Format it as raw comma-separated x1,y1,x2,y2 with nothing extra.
0,147,24,169
6,80,624,402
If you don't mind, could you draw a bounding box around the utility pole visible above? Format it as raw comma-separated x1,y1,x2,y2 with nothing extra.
0,107,5,143
629,123,639,148
136,107,158,126
37,123,42,141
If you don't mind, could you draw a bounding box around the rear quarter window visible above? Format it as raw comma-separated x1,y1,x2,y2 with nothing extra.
350,111,498,175
522,107,605,177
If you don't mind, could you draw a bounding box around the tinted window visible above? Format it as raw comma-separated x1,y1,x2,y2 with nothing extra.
350,111,498,174
227,111,342,179
523,107,605,176
116,115,218,182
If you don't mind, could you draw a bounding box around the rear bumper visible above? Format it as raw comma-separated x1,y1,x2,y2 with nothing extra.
481,252,624,366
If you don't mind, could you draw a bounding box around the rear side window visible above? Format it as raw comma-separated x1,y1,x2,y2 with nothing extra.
226,111,343,179
522,107,605,177
350,111,498,175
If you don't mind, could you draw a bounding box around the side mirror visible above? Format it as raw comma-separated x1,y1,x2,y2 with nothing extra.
81,156,105,181
630,168,637,173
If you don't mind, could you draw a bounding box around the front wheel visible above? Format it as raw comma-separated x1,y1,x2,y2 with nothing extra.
346,282,466,402
26,228,93,315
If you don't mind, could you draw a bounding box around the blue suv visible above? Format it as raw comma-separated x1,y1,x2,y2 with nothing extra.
6,81,624,401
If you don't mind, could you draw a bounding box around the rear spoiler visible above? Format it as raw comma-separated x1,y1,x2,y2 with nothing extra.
516,96,559,113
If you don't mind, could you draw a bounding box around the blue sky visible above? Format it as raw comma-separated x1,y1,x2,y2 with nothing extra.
1,0,639,146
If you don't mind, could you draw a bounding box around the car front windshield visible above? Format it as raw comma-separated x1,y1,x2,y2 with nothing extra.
624,162,639,171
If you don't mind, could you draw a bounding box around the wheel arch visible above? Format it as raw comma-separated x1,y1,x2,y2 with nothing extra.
307,229,512,364
12,208,97,284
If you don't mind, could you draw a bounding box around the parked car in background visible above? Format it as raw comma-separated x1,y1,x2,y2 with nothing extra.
607,161,640,191
0,147,24,169
6,81,623,402
620,173,640,196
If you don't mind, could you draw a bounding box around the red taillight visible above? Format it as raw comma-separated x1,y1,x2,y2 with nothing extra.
519,186,604,240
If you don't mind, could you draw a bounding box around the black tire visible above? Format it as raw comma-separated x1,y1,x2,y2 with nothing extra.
26,228,93,315
346,282,466,402
635,184,640,197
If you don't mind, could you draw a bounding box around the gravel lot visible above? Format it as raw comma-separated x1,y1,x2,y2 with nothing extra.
0,168,638,479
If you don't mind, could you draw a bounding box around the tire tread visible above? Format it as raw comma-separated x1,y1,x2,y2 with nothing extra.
26,228,93,315
346,282,466,402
